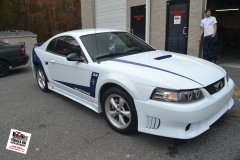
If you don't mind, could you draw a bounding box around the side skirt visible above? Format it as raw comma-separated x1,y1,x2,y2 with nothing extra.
47,82,100,113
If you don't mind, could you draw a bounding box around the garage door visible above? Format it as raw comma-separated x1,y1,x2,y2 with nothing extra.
95,0,127,30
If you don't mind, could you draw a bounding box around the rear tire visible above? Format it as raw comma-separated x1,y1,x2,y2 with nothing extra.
0,60,10,78
101,87,138,134
36,67,49,92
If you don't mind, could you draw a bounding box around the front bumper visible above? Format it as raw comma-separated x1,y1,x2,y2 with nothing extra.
135,78,235,139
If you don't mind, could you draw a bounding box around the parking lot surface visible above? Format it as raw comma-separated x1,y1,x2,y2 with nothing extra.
0,64,240,160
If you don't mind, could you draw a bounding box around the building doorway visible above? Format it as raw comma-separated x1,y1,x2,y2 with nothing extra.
131,5,146,41
207,0,240,66
165,0,190,54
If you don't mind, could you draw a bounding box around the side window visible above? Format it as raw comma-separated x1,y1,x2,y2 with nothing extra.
46,39,57,52
50,36,87,62
54,37,69,56
64,37,83,56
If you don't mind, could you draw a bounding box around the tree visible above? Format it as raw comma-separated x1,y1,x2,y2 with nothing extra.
0,0,82,41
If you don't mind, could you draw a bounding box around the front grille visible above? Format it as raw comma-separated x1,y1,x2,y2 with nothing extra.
146,116,161,130
204,78,225,95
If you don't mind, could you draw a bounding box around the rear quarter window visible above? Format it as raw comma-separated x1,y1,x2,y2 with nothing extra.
46,39,57,52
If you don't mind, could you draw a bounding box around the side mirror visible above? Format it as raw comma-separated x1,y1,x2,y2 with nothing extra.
66,53,85,62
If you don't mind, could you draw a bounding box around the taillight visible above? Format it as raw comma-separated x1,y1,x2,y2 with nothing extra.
20,47,26,56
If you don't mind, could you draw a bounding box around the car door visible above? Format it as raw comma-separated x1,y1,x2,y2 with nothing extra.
166,0,190,54
45,36,95,102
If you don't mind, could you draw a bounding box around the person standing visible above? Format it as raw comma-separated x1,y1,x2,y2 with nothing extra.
200,9,218,63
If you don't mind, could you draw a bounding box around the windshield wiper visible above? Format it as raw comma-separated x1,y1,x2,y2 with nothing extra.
95,48,156,60
124,47,155,54
124,47,140,53
95,53,129,60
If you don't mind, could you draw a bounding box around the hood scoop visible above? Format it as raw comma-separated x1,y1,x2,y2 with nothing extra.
154,55,172,60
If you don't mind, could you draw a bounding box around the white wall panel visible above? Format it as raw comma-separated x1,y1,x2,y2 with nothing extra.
95,0,127,30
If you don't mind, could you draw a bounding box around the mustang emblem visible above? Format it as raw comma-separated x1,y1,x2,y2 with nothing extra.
214,81,224,92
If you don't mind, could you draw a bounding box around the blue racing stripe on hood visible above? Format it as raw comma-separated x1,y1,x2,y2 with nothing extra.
112,59,203,86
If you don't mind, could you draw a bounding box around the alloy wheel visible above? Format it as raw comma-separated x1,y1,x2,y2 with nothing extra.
37,69,46,89
105,94,132,129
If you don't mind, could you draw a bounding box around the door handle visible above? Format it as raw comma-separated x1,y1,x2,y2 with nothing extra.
183,27,188,35
51,60,55,63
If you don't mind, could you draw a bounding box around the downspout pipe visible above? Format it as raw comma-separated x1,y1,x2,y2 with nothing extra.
145,0,150,44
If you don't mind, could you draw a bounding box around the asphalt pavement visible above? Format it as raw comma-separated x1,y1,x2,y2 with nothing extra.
0,63,240,160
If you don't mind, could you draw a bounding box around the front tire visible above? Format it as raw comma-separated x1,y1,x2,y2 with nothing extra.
0,60,10,78
36,67,49,92
101,87,138,134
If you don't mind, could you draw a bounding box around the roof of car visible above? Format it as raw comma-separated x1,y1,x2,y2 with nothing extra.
59,28,124,37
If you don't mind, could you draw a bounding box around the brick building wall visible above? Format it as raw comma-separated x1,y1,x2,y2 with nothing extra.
187,0,204,57
150,0,167,50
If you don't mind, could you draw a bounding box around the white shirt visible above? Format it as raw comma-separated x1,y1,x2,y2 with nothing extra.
200,16,217,37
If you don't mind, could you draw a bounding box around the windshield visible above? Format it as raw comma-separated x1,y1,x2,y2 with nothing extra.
80,32,155,61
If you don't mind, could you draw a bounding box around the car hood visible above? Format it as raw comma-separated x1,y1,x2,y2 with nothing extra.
100,50,225,89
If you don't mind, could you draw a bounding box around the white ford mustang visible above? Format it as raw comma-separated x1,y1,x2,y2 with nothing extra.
32,29,234,139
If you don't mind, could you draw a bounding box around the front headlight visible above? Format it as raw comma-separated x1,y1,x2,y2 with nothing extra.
151,88,203,103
